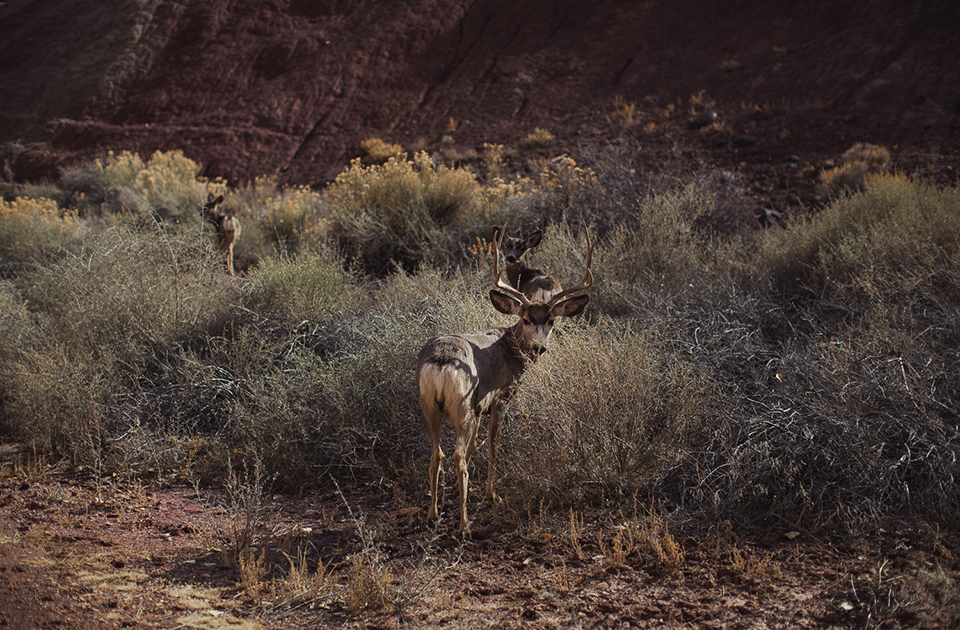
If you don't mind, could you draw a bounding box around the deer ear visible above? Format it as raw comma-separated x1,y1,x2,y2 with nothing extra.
525,230,543,248
207,193,215,203
489,290,522,316
214,194,224,205
554,294,589,318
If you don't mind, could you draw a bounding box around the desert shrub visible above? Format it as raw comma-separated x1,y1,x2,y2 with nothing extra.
361,138,404,164
0,196,80,263
0,282,37,437
504,318,712,505
21,226,229,347
2,225,237,459
588,183,715,313
246,246,359,324
257,185,328,256
99,150,215,223
324,152,489,275
818,142,890,198
13,181,64,203
760,173,960,305
302,265,497,475
663,301,960,532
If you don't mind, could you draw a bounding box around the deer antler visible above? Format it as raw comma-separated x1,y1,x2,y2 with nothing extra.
492,224,533,306
547,227,595,306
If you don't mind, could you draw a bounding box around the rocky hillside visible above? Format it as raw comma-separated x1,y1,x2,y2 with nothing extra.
1,0,958,192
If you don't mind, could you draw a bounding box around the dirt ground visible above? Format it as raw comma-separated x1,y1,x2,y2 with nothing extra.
2,444,958,630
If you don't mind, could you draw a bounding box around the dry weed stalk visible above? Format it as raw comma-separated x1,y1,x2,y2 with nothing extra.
345,555,394,616
555,560,572,593
638,506,685,569
598,523,637,569
729,544,780,580
569,508,586,561
280,548,328,605
238,547,269,599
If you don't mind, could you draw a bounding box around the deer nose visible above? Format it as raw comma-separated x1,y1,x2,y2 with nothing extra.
506,255,518,263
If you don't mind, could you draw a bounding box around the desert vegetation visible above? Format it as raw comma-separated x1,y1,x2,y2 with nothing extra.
1,146,959,618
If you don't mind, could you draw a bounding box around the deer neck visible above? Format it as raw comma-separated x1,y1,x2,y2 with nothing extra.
503,261,522,290
505,320,542,364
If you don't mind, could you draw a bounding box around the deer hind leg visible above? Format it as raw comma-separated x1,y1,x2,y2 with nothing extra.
420,400,444,523
225,241,236,276
452,403,480,534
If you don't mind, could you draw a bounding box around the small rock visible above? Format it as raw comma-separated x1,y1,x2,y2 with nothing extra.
732,134,758,147
690,110,718,128
757,205,787,228
785,154,801,163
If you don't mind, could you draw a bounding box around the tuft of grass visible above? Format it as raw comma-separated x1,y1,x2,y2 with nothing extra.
360,137,405,164
818,142,891,198
483,143,506,180
607,95,639,127
521,127,556,148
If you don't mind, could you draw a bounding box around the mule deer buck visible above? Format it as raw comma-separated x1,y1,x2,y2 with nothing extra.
416,227,595,533
201,193,241,275
492,225,561,302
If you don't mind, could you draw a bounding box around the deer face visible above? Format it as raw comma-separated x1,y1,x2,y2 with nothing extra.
490,290,590,354
201,193,225,221
493,227,542,264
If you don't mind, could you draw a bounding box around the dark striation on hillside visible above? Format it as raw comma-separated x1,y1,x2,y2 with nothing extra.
0,0,958,193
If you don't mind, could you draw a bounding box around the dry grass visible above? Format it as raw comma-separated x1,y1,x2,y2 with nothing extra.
361,138,405,164
818,142,891,198
521,127,556,148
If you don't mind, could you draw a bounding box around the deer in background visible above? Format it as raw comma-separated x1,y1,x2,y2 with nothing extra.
201,193,241,275
492,225,561,302
416,227,595,534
